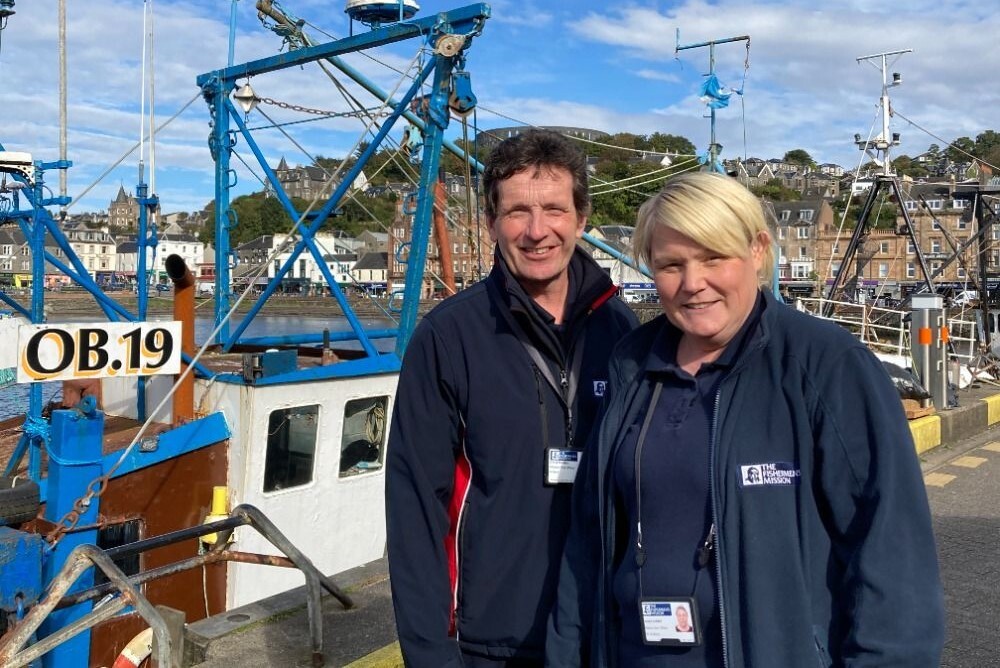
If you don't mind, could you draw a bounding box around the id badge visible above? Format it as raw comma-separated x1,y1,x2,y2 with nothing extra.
544,448,581,485
639,597,701,646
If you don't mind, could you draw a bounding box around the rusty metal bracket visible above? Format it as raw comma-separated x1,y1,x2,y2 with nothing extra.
0,544,174,668
1,505,352,667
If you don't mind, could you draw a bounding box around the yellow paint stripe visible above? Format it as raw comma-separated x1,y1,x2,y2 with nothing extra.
344,641,403,668
981,442,1000,453
984,395,1000,425
924,472,956,487
951,455,989,469
908,415,941,455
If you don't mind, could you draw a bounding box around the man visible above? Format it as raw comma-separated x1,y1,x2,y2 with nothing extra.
386,129,637,667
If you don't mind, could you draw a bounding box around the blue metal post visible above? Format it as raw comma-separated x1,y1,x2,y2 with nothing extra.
581,232,650,278
27,173,47,481
39,406,104,668
209,78,234,345
13,214,121,323
395,54,454,356
135,182,154,421
215,114,380,356
39,252,134,320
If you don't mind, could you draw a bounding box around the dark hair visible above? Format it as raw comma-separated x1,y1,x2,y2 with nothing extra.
482,129,590,220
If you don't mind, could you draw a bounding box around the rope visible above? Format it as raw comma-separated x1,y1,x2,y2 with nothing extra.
23,415,50,442
45,441,103,467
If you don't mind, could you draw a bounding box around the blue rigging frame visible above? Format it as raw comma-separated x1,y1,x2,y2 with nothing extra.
196,3,491,376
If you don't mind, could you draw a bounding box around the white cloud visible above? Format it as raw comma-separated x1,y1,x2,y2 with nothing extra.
4,0,997,218
568,0,1000,167
636,69,681,84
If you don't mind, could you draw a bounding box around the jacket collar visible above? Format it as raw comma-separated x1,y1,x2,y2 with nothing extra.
487,245,618,354
645,291,766,374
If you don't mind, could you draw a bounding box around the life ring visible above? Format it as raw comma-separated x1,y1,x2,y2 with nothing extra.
111,628,152,668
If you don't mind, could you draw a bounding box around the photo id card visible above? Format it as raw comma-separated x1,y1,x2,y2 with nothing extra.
545,448,581,485
639,597,701,646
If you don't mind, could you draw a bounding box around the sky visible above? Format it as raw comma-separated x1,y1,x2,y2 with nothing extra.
0,0,997,214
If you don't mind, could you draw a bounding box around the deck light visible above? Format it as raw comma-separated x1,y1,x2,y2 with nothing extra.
233,82,260,115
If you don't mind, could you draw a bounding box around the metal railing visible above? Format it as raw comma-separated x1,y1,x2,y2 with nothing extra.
793,297,979,364
0,504,353,668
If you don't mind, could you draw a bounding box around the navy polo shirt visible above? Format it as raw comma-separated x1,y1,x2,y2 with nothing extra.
612,292,763,667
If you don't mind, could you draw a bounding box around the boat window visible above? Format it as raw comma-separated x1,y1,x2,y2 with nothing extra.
264,405,320,492
340,396,389,477
95,519,143,587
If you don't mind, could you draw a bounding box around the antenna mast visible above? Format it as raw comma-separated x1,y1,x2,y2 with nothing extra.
854,48,910,176
825,48,937,315
675,30,749,173
59,0,67,218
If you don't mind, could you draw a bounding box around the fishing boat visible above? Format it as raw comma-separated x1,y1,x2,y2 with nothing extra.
0,1,494,665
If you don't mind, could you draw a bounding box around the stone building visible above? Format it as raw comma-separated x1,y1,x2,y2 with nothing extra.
810,181,990,299
274,157,336,201
387,200,492,297
109,185,139,229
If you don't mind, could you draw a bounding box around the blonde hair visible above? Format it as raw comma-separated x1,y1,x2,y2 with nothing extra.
633,172,774,284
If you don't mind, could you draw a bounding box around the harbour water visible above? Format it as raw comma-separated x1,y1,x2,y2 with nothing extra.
0,314,395,421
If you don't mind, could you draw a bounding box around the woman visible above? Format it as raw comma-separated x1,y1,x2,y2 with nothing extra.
546,172,944,667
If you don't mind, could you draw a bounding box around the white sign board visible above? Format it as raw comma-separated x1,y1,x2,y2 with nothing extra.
0,317,22,369
17,321,183,383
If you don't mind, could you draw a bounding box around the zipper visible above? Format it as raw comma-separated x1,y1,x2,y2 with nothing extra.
710,389,730,667
559,367,574,447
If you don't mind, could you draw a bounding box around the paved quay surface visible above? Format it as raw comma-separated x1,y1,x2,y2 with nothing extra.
922,424,1000,668
184,383,1000,668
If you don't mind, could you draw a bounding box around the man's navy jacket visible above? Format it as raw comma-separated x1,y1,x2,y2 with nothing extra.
386,248,637,666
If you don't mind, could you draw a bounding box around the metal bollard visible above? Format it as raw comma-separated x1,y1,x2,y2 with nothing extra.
910,293,949,410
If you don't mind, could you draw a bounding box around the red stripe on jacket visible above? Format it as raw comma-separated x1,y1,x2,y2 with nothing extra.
445,451,472,635
590,284,619,312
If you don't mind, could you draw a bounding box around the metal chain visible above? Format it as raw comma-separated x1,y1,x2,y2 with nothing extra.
45,473,110,546
258,96,389,119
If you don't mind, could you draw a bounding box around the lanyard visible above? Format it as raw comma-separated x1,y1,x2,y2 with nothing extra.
632,380,715,598
492,287,587,449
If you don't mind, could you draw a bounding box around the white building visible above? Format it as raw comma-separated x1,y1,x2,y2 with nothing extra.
64,224,117,279
116,233,204,284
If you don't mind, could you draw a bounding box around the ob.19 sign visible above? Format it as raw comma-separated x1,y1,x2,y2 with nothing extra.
17,322,183,383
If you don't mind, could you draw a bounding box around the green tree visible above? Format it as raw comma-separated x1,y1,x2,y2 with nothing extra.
891,155,928,178
783,149,815,168
751,178,800,202
647,132,696,155
974,131,1000,158
946,136,975,163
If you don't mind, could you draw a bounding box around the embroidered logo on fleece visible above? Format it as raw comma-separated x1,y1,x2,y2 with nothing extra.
739,462,801,487
593,380,608,397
